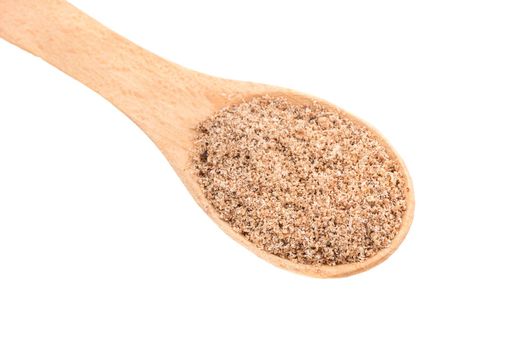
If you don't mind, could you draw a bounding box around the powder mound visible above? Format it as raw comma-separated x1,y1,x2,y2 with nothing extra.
193,96,408,266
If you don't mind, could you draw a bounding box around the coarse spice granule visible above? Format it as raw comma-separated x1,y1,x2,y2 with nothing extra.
193,96,408,266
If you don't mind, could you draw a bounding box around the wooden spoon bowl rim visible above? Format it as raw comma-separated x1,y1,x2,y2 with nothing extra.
180,90,415,278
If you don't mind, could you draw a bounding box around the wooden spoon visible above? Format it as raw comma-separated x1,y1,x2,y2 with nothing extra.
0,0,414,278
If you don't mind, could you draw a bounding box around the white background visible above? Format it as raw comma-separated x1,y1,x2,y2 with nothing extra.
1,0,524,349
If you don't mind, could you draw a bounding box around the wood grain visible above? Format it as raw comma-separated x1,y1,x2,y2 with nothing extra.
0,0,414,278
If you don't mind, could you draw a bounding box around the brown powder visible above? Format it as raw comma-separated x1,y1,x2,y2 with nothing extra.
193,96,408,266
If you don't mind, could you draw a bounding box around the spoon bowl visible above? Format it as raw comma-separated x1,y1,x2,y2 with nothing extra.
0,0,414,278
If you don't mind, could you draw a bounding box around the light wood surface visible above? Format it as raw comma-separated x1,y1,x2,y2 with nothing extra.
0,0,414,278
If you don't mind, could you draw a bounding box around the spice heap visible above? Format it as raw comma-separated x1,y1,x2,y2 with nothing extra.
193,96,408,266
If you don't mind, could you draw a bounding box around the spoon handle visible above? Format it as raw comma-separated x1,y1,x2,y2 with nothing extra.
0,0,206,136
